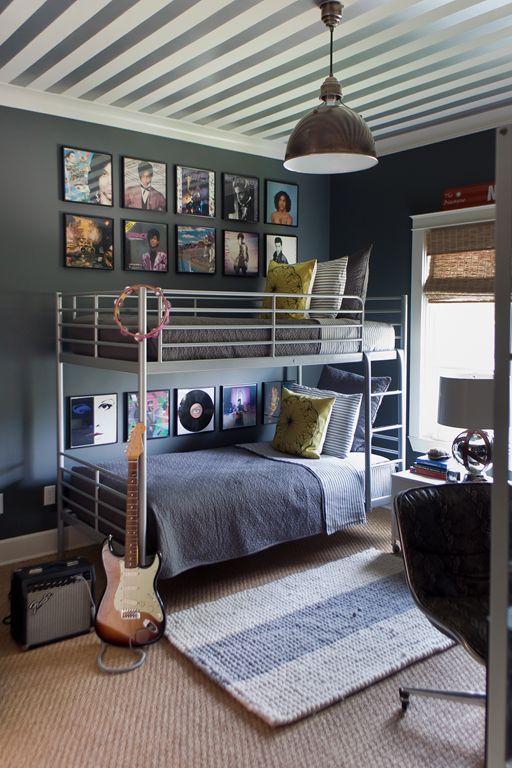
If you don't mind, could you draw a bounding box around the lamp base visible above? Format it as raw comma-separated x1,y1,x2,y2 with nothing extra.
452,428,492,482
462,471,490,482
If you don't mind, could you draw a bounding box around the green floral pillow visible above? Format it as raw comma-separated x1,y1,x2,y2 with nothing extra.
262,259,317,319
271,387,335,459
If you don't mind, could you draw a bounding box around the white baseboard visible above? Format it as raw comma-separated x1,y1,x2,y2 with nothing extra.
0,527,95,567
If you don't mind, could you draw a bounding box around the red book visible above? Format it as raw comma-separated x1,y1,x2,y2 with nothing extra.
411,464,447,480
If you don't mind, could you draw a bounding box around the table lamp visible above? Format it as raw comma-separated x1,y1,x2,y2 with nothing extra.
437,375,494,481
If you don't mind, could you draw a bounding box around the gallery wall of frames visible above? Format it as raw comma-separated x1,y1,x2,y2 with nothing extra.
62,146,300,277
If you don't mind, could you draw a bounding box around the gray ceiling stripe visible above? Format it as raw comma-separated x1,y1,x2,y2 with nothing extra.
0,0,15,14
0,0,77,69
112,0,315,111
234,31,512,137
48,0,194,94
11,0,140,87
215,14,512,131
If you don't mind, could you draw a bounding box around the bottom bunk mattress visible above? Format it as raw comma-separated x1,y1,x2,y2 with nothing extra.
64,443,396,578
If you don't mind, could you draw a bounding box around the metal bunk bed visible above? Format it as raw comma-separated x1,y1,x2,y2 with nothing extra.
55,287,408,568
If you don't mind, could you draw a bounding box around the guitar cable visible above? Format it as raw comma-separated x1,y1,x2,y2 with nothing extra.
78,575,147,675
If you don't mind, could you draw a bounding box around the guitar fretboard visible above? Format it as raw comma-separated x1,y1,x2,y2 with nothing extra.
125,459,139,569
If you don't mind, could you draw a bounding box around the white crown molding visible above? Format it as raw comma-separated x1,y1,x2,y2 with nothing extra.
0,525,94,567
0,83,286,160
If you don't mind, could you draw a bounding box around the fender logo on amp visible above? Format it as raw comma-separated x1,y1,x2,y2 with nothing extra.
28,591,54,615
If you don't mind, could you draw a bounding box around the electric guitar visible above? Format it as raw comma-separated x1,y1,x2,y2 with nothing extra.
95,423,165,647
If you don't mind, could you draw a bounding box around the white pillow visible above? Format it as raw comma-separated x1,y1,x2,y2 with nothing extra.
287,382,362,459
309,256,349,319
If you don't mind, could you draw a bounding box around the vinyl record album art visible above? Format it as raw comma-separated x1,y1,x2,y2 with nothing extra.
176,388,215,435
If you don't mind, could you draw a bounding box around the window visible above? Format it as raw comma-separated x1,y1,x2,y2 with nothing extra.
409,204,495,453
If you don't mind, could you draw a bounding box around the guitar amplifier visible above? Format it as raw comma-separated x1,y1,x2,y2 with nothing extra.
10,557,95,650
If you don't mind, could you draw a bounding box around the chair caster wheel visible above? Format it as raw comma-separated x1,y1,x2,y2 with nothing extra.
393,543,401,554
399,688,410,713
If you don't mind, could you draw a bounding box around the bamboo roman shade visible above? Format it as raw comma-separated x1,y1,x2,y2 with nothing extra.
423,221,495,302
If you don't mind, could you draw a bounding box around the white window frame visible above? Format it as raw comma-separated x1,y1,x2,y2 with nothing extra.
409,202,496,454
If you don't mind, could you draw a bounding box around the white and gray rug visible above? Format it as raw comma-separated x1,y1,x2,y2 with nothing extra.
165,548,454,726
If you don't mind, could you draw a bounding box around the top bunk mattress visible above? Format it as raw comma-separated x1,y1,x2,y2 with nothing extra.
62,314,396,362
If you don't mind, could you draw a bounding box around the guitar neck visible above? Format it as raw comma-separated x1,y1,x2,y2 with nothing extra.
125,458,139,569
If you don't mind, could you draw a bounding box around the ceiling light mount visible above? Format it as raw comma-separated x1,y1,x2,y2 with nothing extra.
284,0,378,175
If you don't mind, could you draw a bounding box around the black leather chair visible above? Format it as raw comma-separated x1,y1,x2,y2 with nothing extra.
394,482,490,712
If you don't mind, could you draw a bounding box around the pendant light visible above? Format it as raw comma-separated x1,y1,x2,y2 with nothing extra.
284,1,377,174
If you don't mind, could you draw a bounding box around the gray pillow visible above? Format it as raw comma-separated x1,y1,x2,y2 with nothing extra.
317,365,391,452
338,244,373,318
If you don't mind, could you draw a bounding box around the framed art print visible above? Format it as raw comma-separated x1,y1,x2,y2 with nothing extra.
64,214,113,269
222,173,258,222
262,380,294,424
176,225,216,273
222,384,257,430
223,231,259,277
125,390,170,440
176,165,215,217
264,234,298,275
62,146,113,206
123,220,168,272
69,394,117,448
176,388,215,435
123,156,167,212
265,180,298,227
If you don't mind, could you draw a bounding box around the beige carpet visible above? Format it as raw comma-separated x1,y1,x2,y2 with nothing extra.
0,508,485,768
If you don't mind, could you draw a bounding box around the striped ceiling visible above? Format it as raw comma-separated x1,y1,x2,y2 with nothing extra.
1,0,511,160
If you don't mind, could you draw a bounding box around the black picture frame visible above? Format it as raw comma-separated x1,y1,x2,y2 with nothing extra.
265,179,299,227
175,387,216,435
223,230,259,277
68,393,118,448
262,380,295,424
123,220,169,272
221,384,257,430
176,165,215,218
64,213,114,269
176,225,216,274
264,233,298,275
62,146,113,206
122,156,167,212
222,172,259,223
125,389,171,440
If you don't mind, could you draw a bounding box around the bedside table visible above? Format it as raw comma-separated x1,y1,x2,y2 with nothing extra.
390,470,448,552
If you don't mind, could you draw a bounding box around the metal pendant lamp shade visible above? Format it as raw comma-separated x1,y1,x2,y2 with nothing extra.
284,2,377,175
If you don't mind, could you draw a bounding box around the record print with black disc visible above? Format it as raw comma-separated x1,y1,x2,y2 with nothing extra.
177,388,215,434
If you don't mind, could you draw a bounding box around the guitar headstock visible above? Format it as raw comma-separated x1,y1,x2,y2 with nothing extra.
126,423,145,460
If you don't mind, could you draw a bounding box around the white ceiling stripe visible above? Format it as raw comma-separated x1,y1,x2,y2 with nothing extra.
0,0,112,82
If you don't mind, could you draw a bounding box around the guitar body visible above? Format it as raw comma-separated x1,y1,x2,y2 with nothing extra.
95,537,165,647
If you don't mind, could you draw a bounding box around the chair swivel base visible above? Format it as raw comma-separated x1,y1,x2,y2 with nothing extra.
399,685,486,713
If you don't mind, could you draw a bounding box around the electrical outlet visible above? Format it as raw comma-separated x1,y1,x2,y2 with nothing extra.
43,485,56,506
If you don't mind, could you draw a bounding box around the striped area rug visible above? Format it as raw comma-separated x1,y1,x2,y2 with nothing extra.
165,549,453,726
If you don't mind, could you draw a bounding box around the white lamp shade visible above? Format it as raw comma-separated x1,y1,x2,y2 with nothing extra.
437,376,494,430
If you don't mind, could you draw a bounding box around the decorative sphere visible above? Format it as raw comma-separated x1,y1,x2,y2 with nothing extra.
452,429,493,476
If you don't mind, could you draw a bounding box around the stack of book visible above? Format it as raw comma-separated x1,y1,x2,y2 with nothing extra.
410,453,456,480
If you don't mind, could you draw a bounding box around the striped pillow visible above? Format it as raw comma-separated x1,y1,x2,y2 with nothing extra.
309,256,349,318
287,383,362,459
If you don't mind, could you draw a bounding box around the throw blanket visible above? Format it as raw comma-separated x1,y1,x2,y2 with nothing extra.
239,443,366,534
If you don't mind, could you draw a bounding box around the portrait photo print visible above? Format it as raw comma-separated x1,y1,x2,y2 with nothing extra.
222,385,257,430
69,394,117,448
123,156,167,211
63,146,113,206
264,234,298,275
262,380,295,424
265,180,298,227
176,225,216,273
123,220,168,272
64,214,113,269
125,390,170,440
176,165,215,218
222,173,258,223
223,231,259,277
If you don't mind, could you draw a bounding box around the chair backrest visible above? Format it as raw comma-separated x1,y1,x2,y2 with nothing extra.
394,483,491,663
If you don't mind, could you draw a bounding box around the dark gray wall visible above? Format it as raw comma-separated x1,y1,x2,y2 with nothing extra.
0,105,330,538
329,129,496,464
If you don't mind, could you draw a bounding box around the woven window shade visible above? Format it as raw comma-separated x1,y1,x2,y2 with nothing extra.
424,222,495,302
